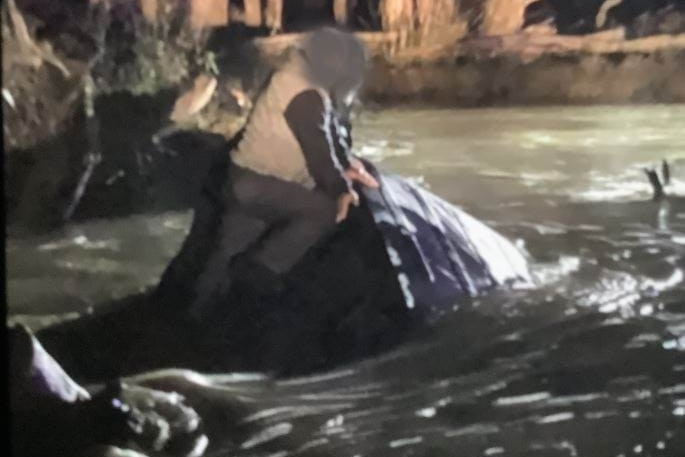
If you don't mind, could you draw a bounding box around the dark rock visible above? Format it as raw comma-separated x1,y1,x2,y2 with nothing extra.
5,101,230,234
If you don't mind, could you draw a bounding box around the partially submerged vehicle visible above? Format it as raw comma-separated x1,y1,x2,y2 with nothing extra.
364,162,531,317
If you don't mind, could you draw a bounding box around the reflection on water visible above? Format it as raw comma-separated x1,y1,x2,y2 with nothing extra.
6,105,685,456
7,212,192,321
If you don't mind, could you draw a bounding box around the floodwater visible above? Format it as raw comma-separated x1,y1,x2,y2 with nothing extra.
7,105,685,456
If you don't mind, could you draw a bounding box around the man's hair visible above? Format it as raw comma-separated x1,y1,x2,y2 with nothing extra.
299,27,367,91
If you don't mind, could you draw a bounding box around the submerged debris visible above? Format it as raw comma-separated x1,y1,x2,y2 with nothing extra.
644,159,673,201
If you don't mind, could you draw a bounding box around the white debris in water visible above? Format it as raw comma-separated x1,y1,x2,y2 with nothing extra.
406,175,427,188
536,412,575,424
656,441,666,450
242,407,295,423
658,384,685,395
663,339,680,350
547,393,606,406
475,381,509,397
240,423,293,449
296,438,329,453
437,397,452,407
55,258,127,274
560,256,580,273
38,235,121,252
210,372,269,384
570,171,654,203
627,333,661,349
266,452,289,457
530,256,581,286
617,390,652,402
389,436,423,448
584,410,619,420
552,440,579,457
494,391,551,406
639,305,654,316
519,222,568,235
673,406,685,416
576,224,604,232
565,307,579,315
642,268,684,295
106,170,126,185
188,435,208,457
415,407,436,418
325,415,344,428
484,447,505,455
519,170,568,185
633,444,643,454
162,213,193,230
445,423,500,437
357,142,413,162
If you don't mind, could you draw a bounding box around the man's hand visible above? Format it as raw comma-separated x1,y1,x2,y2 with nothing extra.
345,157,380,189
336,190,359,223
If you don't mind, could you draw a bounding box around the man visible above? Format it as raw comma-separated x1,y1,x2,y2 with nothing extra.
191,28,378,318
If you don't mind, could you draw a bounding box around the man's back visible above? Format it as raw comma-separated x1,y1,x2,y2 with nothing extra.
231,56,331,190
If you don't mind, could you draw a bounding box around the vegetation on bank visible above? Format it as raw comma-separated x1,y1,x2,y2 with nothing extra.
3,0,685,231
4,0,685,149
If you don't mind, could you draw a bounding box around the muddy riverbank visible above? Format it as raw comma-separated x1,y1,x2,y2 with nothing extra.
365,45,685,106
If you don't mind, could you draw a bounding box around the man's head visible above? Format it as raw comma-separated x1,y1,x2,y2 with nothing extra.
299,27,366,107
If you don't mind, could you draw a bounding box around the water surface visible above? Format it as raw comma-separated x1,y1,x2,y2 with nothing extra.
7,105,685,456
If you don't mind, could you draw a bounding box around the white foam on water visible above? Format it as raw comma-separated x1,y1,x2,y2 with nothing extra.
444,423,500,438
530,256,581,286
536,412,575,424
415,407,436,418
38,234,121,252
389,436,423,448
494,391,551,406
240,423,293,449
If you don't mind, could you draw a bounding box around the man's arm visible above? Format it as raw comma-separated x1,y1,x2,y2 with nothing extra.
284,90,352,200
